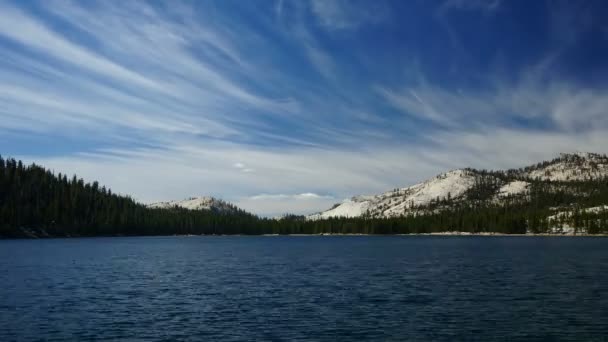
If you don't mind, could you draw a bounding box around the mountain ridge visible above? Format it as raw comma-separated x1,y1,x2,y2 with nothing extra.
147,196,243,214
309,152,608,220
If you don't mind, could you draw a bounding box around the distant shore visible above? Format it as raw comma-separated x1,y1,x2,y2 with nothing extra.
3,230,607,240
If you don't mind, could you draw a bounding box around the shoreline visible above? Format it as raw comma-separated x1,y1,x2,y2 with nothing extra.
265,232,608,237
2,232,607,240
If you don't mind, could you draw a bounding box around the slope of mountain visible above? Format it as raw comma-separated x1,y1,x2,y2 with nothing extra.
310,152,608,220
521,152,608,181
546,205,608,234
307,196,375,220
147,196,241,214
309,169,485,219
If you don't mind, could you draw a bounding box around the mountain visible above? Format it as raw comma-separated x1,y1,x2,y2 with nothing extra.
520,152,608,181
309,152,608,221
147,196,242,214
2,153,607,237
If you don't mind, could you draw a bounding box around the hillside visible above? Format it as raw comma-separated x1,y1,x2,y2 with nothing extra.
0,155,262,238
147,197,243,214
309,169,479,219
520,152,608,181
309,153,608,232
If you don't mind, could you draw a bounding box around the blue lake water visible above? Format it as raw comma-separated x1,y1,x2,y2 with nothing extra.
1,236,608,341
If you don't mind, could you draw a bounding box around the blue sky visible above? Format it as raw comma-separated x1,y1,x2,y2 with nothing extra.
1,0,608,216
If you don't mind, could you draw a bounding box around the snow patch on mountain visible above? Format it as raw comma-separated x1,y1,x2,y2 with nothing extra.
497,180,529,197
523,152,608,181
400,169,475,205
307,197,374,220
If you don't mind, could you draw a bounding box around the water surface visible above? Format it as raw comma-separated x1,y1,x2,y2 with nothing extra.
1,236,607,341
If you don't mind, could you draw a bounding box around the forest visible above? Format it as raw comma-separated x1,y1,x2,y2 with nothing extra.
1,155,607,238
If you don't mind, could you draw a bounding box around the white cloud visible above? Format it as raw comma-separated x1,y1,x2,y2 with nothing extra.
237,193,337,217
249,193,334,201
233,162,254,173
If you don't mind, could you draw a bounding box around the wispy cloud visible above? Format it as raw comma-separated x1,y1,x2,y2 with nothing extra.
0,0,393,151
391,82,608,133
438,0,502,14
0,3,163,92
274,0,285,19
310,0,388,30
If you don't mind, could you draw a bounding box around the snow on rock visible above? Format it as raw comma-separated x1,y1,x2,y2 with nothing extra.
547,225,578,235
585,205,608,214
547,205,608,221
497,180,529,197
544,205,608,234
523,152,608,181
307,196,374,220
376,169,477,217
147,196,238,213
309,169,478,219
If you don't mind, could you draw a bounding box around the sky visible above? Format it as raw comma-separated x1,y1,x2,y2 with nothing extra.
1,0,608,216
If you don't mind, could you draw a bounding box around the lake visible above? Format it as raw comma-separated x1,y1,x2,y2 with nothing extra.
1,236,607,341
